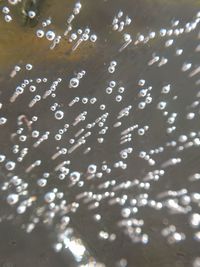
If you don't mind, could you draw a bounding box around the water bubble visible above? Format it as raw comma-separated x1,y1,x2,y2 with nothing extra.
160,28,167,36
189,213,200,228
0,117,7,125
123,33,131,42
165,39,174,47
28,11,36,19
44,192,56,203
2,7,10,14
116,95,122,102
55,110,64,120
186,112,195,120
4,14,12,22
108,66,115,73
5,161,16,171
36,29,44,38
87,164,97,174
90,34,97,42
106,87,113,94
70,172,81,183
71,33,77,40
157,101,167,110
138,79,145,86
17,205,26,214
7,194,19,205
69,78,79,88
46,31,56,41
37,178,47,187
26,64,33,70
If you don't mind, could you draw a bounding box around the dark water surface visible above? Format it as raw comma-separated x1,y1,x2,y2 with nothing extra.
0,0,200,267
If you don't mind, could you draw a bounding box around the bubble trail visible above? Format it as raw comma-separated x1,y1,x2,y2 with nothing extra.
1,0,200,266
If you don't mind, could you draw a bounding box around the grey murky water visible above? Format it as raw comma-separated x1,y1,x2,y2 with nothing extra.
0,0,200,266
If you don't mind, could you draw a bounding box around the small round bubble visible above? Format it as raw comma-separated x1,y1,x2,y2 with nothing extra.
55,110,64,120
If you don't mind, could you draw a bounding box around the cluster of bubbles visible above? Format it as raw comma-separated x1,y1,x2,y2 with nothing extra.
1,0,38,23
112,10,132,32
35,1,97,51
1,0,200,266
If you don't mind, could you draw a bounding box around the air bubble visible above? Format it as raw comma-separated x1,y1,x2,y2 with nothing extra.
46,31,56,41
55,110,64,120
106,87,113,94
26,64,33,70
44,192,56,203
7,194,19,205
90,34,97,42
36,29,44,38
0,117,7,125
4,14,12,22
28,10,36,19
5,161,16,171
69,78,79,88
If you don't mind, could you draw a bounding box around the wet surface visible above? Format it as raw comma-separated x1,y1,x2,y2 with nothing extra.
0,0,200,266
0,221,75,267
